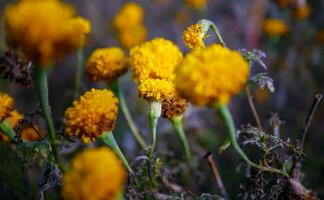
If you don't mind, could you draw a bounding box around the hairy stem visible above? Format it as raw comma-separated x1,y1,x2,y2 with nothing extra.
110,81,147,149
245,86,263,131
171,116,191,163
149,101,161,157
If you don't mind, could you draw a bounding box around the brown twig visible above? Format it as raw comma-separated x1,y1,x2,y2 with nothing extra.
204,152,228,199
299,94,322,151
245,86,264,132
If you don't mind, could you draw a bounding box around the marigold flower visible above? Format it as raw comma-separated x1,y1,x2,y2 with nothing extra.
117,24,147,49
263,19,289,36
130,38,183,82
0,92,14,121
67,17,91,47
0,110,22,142
182,24,207,49
162,96,189,119
113,2,144,31
294,5,311,20
275,0,290,7
185,0,207,9
138,79,175,101
86,47,127,83
4,0,90,65
62,147,126,200
64,89,118,143
175,44,249,106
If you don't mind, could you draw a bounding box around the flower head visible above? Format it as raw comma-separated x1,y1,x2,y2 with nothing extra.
175,44,249,106
4,0,90,65
185,0,207,9
0,110,22,142
130,38,183,82
62,147,126,200
67,17,91,47
0,92,14,121
113,2,144,31
64,89,118,143
138,79,175,101
263,19,288,36
162,96,189,119
182,23,207,49
294,5,311,20
86,47,127,83
117,24,147,49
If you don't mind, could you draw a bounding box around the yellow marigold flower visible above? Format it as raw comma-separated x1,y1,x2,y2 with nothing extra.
138,79,175,101
185,0,207,9
4,0,90,65
130,38,183,82
162,96,189,119
0,92,14,121
67,17,91,47
263,19,289,36
62,147,126,200
294,5,311,20
0,110,22,142
86,47,127,83
175,44,249,106
64,89,118,143
182,24,207,49
117,24,147,49
113,2,144,31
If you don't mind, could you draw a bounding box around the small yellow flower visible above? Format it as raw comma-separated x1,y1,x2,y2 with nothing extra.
185,0,207,9
62,147,126,200
117,24,147,49
0,110,22,142
294,5,311,20
182,23,207,49
4,0,90,65
162,96,189,119
113,2,144,31
138,79,175,101
86,47,127,83
263,19,289,36
130,38,183,82
0,92,14,121
64,89,118,143
175,44,249,106
67,16,91,47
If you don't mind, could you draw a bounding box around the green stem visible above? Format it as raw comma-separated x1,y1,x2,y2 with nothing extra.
0,119,16,141
74,47,84,98
110,81,147,149
198,19,227,47
216,104,288,177
209,23,226,47
34,67,65,172
171,116,192,163
101,131,134,174
148,101,161,157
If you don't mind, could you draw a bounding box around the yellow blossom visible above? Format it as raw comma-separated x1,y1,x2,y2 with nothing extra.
4,0,91,65
130,38,183,82
117,24,147,49
64,89,118,143
175,44,249,106
0,110,22,142
0,92,14,121
263,19,289,36
185,0,207,9
138,79,175,101
67,17,91,47
62,147,126,200
86,47,127,83
294,5,311,20
182,24,207,49
113,2,144,31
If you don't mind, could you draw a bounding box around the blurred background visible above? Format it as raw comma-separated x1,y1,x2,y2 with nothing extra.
0,0,323,199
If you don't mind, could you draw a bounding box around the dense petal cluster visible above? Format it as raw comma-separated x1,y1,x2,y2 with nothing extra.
86,47,127,83
0,110,22,142
4,0,91,65
182,24,206,49
175,44,249,106
130,38,183,82
0,92,14,121
185,0,207,9
114,2,147,48
263,19,288,36
138,79,175,101
162,96,189,119
62,147,126,200
64,89,118,143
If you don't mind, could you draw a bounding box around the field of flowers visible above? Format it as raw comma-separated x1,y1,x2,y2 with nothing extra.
0,0,323,199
